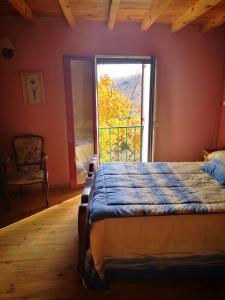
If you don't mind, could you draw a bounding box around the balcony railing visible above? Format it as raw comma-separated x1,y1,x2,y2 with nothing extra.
98,125,143,164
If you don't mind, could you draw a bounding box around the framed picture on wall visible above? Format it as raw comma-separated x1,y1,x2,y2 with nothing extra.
20,71,46,104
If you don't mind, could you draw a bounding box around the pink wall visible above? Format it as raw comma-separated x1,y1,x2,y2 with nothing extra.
217,75,225,148
0,17,224,185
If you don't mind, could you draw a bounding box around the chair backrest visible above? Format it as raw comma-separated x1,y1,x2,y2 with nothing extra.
12,134,44,167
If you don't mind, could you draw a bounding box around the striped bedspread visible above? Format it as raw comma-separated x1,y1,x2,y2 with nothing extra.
90,162,225,223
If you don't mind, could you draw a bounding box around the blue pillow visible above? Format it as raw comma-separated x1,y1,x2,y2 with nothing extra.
202,159,225,187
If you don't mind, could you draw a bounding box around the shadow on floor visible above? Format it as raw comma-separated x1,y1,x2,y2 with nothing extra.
0,186,82,228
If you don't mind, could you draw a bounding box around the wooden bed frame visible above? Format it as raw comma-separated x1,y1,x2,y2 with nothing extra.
77,155,98,275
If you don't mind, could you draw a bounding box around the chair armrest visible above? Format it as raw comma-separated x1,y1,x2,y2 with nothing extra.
0,156,13,169
1,156,13,164
42,153,48,161
0,156,13,179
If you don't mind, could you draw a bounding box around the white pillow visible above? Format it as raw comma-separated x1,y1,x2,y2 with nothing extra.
207,150,225,161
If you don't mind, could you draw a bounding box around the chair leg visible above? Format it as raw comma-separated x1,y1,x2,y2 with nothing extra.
43,181,49,207
3,187,11,210
42,182,45,195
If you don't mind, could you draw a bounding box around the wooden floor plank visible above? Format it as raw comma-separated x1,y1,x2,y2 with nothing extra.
0,190,225,299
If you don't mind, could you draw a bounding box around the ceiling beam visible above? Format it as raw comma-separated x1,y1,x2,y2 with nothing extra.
201,10,225,32
59,0,75,28
8,0,36,24
141,0,172,31
171,0,222,32
108,0,120,29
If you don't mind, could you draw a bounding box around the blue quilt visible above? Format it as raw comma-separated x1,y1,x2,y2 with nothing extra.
89,162,225,223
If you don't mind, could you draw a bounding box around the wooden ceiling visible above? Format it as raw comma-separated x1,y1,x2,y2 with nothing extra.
0,0,225,32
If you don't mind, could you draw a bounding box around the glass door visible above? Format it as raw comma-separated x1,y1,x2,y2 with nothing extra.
63,56,95,188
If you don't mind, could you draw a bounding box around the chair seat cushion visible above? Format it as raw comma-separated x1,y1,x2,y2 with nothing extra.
7,170,46,185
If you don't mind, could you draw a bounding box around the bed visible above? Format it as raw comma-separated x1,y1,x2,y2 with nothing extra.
78,157,225,289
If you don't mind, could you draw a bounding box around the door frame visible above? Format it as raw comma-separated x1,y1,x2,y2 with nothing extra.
148,56,157,162
63,55,97,189
63,55,157,188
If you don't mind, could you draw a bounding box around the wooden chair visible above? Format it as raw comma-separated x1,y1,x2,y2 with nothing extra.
1,134,49,208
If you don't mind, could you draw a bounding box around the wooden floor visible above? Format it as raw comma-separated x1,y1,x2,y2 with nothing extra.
0,186,81,228
0,188,225,300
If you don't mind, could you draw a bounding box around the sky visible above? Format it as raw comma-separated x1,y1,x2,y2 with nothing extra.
97,63,142,79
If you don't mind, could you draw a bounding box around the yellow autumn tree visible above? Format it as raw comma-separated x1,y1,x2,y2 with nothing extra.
98,75,142,163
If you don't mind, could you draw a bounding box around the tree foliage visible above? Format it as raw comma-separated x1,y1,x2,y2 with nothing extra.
98,75,142,163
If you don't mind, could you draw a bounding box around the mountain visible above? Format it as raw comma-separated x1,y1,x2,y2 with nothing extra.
112,74,142,107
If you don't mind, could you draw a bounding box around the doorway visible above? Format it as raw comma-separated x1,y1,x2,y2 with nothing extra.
96,57,154,164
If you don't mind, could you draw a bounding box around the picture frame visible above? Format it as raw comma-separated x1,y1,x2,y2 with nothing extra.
20,71,46,104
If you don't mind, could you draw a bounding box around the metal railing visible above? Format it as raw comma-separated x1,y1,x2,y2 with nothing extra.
98,125,143,164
